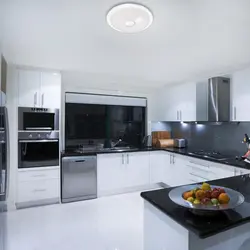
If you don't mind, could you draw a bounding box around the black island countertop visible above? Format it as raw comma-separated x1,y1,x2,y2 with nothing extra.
61,147,250,170
141,174,250,238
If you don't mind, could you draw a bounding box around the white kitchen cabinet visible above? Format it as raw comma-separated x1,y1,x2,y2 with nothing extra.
97,152,150,195
17,68,61,108
154,82,196,122
231,67,250,121
125,152,150,188
234,167,250,176
18,69,41,107
97,153,125,194
40,72,61,108
209,163,235,180
149,151,166,184
16,167,60,208
163,153,190,186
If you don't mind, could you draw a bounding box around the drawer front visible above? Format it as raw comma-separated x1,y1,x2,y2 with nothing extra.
18,168,59,182
17,179,59,203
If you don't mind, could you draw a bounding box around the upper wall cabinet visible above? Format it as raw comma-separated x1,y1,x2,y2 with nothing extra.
18,69,61,109
231,67,250,121
152,82,196,122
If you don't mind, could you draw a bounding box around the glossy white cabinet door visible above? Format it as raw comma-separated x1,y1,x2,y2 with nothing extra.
209,163,234,180
40,72,61,109
97,154,125,194
178,82,196,122
149,152,166,184
163,153,173,186
173,155,190,186
126,152,150,188
18,69,41,107
232,67,250,121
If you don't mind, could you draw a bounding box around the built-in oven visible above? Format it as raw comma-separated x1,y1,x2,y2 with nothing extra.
18,107,59,131
18,131,59,169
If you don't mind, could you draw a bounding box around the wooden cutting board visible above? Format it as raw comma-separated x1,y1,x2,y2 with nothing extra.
152,131,171,146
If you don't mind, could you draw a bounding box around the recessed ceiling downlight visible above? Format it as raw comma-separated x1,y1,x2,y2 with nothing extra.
107,3,153,33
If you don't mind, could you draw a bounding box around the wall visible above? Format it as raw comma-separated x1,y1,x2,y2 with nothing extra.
168,122,250,156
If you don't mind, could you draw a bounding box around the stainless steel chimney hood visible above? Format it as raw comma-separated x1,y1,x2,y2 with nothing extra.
196,77,230,122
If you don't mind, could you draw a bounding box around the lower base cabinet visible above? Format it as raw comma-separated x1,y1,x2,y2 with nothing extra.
16,167,60,208
97,152,150,195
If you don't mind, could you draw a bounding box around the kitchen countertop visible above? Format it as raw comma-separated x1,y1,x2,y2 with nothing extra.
141,174,250,238
61,147,250,170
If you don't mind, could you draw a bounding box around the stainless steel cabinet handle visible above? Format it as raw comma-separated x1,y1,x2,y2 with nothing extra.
177,111,179,121
173,155,175,164
34,92,37,106
170,155,172,164
234,106,236,120
234,168,236,176
122,154,124,165
33,189,46,192
41,93,44,107
127,154,129,164
180,111,182,121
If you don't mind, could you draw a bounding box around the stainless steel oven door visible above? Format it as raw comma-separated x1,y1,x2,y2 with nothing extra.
18,107,59,131
18,139,59,169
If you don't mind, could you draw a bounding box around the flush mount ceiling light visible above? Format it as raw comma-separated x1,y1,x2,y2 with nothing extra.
106,3,153,33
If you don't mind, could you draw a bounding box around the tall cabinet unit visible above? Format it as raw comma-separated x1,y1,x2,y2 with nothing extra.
15,67,61,209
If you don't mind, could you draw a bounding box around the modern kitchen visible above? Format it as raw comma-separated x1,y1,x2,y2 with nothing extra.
1,1,250,250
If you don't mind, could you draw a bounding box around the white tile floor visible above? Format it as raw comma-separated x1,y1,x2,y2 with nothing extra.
0,191,149,250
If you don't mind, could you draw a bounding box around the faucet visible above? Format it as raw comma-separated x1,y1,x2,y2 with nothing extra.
112,139,122,148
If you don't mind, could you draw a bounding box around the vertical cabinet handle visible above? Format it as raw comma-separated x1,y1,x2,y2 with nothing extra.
41,93,44,107
173,155,175,164
177,111,179,121
234,107,236,120
34,92,37,107
122,154,124,165
127,154,129,164
180,111,182,121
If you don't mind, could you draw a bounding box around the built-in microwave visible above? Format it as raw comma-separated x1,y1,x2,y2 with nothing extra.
18,107,59,131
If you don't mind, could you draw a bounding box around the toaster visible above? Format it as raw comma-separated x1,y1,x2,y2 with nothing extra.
174,139,187,148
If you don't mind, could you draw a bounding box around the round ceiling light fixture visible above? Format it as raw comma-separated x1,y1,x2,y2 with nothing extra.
106,3,153,33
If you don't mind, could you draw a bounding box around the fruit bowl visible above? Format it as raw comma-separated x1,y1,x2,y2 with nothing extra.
169,184,244,215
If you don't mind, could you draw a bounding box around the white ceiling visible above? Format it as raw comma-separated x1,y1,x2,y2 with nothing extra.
2,0,250,89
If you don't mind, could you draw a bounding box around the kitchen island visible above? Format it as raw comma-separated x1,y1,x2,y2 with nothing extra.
141,175,250,250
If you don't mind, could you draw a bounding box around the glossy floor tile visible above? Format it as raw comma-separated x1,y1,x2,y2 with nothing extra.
0,191,151,250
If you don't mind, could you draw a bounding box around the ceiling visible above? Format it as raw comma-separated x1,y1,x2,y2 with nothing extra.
2,0,250,89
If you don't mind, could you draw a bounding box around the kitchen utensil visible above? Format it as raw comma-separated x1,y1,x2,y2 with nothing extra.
156,139,174,148
169,184,244,216
174,139,187,148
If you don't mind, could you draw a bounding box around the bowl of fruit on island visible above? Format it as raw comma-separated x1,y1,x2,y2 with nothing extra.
169,183,244,212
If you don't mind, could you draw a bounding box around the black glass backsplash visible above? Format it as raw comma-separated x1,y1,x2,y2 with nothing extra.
65,104,145,148
168,122,250,155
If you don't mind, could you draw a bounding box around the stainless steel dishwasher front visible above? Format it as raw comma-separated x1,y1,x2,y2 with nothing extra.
61,156,97,203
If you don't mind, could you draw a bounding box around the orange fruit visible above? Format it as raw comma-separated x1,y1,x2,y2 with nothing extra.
183,191,193,200
195,190,206,200
218,193,230,204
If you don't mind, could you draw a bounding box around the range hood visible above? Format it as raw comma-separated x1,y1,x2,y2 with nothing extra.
196,77,230,122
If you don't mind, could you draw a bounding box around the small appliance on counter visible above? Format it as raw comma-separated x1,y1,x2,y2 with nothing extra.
242,134,250,164
174,139,188,148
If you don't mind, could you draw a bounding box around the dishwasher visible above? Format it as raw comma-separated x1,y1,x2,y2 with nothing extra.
61,156,97,203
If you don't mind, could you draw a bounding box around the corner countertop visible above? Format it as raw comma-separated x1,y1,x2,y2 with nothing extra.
61,147,250,170
141,174,250,238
